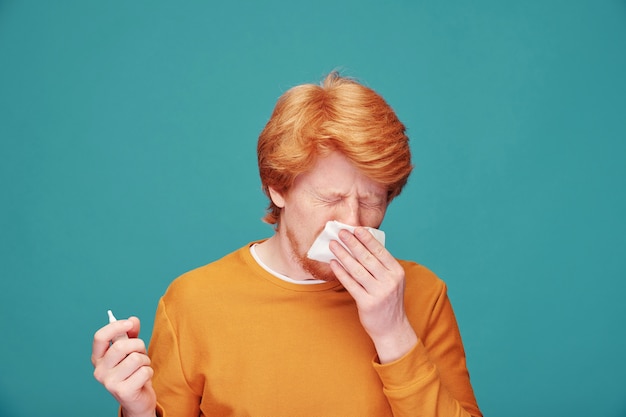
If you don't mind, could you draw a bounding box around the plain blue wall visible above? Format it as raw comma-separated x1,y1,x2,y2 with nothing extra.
1,1,625,416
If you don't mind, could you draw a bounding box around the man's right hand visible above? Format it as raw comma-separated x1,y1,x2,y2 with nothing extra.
92,316,157,417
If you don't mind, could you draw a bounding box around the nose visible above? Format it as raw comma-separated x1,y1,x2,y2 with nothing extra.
336,197,361,227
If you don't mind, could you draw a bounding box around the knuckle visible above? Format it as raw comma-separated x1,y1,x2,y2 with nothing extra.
138,364,154,380
127,351,145,367
137,338,147,352
361,250,375,264
93,329,107,344
102,376,119,394
360,297,377,313
352,265,366,280
109,341,126,355
93,367,104,382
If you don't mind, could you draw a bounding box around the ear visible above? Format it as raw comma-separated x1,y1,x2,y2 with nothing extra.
268,186,286,208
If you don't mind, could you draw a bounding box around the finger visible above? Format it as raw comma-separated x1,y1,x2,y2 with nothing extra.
126,316,141,338
93,338,148,387
329,239,379,294
101,338,148,371
115,366,155,405
111,351,152,383
121,365,154,395
104,360,154,404
92,320,134,364
353,228,407,289
352,227,395,270
342,228,402,283
329,259,368,299
334,230,385,282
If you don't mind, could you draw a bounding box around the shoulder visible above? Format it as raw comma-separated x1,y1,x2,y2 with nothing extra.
398,259,449,306
398,259,446,291
397,260,456,333
162,243,257,304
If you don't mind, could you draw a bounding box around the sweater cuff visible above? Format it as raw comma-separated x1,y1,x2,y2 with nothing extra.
372,339,436,391
117,404,163,417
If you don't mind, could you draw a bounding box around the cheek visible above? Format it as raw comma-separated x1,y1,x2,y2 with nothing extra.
361,208,386,228
303,218,329,244
299,210,329,233
287,206,329,243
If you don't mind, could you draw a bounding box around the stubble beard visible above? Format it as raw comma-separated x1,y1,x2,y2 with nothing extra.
286,227,337,282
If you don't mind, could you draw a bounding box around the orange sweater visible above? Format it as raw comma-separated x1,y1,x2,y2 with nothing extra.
149,242,481,417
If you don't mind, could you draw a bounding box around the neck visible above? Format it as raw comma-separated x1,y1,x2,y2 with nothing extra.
255,234,318,281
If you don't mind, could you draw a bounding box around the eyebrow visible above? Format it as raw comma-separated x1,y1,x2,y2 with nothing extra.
311,188,386,203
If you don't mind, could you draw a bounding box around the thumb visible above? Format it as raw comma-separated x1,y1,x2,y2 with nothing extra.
126,316,142,338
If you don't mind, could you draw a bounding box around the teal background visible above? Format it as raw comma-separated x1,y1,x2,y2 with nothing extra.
1,1,625,416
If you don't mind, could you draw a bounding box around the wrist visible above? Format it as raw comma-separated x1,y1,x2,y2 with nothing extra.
121,408,157,417
372,321,418,364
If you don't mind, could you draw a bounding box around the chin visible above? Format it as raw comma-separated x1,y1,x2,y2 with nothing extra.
302,258,337,282
286,227,337,281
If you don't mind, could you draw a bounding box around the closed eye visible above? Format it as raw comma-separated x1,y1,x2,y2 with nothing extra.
359,198,386,209
320,197,342,205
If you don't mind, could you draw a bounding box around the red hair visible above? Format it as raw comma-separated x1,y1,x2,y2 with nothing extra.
257,72,413,225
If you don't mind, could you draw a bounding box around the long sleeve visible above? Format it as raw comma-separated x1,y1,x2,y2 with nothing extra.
374,263,482,417
148,298,201,417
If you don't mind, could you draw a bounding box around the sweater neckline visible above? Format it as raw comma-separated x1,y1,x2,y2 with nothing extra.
242,241,344,292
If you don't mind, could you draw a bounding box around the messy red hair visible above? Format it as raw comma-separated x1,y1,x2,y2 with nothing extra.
257,72,413,225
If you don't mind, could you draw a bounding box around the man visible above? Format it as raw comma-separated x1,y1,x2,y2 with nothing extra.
92,72,482,417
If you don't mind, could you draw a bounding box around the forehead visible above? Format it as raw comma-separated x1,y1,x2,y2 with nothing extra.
295,152,387,198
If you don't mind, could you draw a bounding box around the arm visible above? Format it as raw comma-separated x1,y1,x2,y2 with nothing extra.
91,317,157,417
147,297,202,417
372,284,482,417
330,227,481,417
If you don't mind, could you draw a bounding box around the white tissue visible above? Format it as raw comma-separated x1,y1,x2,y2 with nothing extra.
306,220,386,264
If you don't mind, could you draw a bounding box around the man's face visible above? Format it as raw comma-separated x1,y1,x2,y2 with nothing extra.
269,151,388,281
